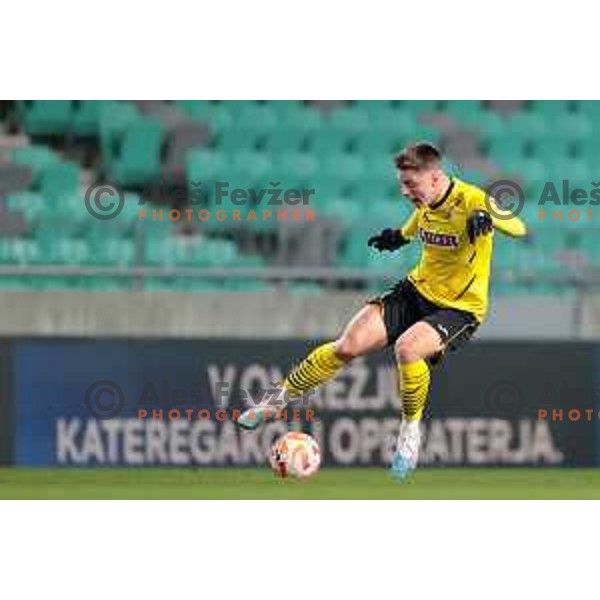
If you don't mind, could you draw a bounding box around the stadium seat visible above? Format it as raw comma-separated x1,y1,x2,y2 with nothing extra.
273,152,319,189
87,236,136,266
234,103,279,133
529,135,573,162
353,129,407,159
321,197,365,228
216,127,264,153
529,100,573,118
39,162,80,201
230,151,273,187
109,119,163,186
327,107,370,135
308,129,355,156
484,135,527,167
36,235,89,265
507,111,548,141
401,100,440,113
367,108,422,137
16,101,73,135
463,109,506,137
187,148,227,186
10,146,60,184
320,153,366,183
280,108,322,134
71,100,104,136
552,114,593,142
174,100,210,119
263,128,309,154
445,100,484,122
98,101,142,168
4,191,47,222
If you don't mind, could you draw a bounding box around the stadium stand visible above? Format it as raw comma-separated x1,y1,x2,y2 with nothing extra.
0,100,596,293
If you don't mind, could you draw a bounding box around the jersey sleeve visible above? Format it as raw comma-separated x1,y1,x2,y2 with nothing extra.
400,209,419,239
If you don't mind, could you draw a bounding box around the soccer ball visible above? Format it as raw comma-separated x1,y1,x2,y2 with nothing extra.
270,432,321,479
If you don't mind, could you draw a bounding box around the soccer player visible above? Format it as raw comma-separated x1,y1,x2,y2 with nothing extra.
237,142,527,480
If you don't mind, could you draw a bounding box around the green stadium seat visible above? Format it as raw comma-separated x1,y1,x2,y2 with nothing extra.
98,101,142,168
511,157,548,182
10,146,60,184
40,237,89,265
463,110,506,137
444,100,484,122
529,100,573,117
367,108,420,137
529,136,573,162
273,152,319,188
175,100,210,119
308,129,356,157
215,127,264,152
327,107,369,135
484,135,527,166
321,197,365,228
206,103,235,132
320,154,366,184
351,176,395,202
71,101,104,136
109,119,163,186
39,162,80,201
268,100,306,119
262,128,309,153
187,149,227,185
363,154,398,185
279,108,322,136
353,129,407,158
507,112,548,140
230,151,273,187
87,236,135,266
234,104,279,133
553,114,593,141
401,100,439,113
545,158,590,182
4,191,47,222
573,136,600,160
352,101,390,116
16,101,73,135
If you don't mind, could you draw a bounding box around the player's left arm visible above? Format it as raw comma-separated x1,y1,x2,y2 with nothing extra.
488,198,528,238
467,195,528,243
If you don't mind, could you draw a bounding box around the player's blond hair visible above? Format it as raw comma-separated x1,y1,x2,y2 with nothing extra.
394,142,442,170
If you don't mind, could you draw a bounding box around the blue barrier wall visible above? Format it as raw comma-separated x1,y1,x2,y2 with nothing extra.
9,339,599,467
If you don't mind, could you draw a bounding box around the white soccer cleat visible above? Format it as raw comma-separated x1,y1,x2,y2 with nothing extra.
236,383,290,430
390,420,422,481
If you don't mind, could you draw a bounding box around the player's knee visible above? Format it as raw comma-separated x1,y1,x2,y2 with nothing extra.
334,336,361,362
395,338,421,363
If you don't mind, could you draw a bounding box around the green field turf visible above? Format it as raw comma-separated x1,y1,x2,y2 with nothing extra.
1,468,600,499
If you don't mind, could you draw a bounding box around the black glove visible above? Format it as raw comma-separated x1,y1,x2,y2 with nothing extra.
367,228,409,252
466,210,493,244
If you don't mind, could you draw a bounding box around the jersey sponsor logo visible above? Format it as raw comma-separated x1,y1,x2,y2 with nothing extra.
418,228,459,248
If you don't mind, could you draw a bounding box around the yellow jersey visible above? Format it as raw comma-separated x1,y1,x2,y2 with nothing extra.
399,178,527,323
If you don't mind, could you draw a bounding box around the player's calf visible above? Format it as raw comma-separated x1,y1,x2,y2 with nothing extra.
390,322,440,479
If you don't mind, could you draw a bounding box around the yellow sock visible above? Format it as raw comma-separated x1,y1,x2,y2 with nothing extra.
284,342,346,394
398,359,430,421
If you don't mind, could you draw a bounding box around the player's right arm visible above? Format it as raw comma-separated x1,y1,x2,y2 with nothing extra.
368,210,418,252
